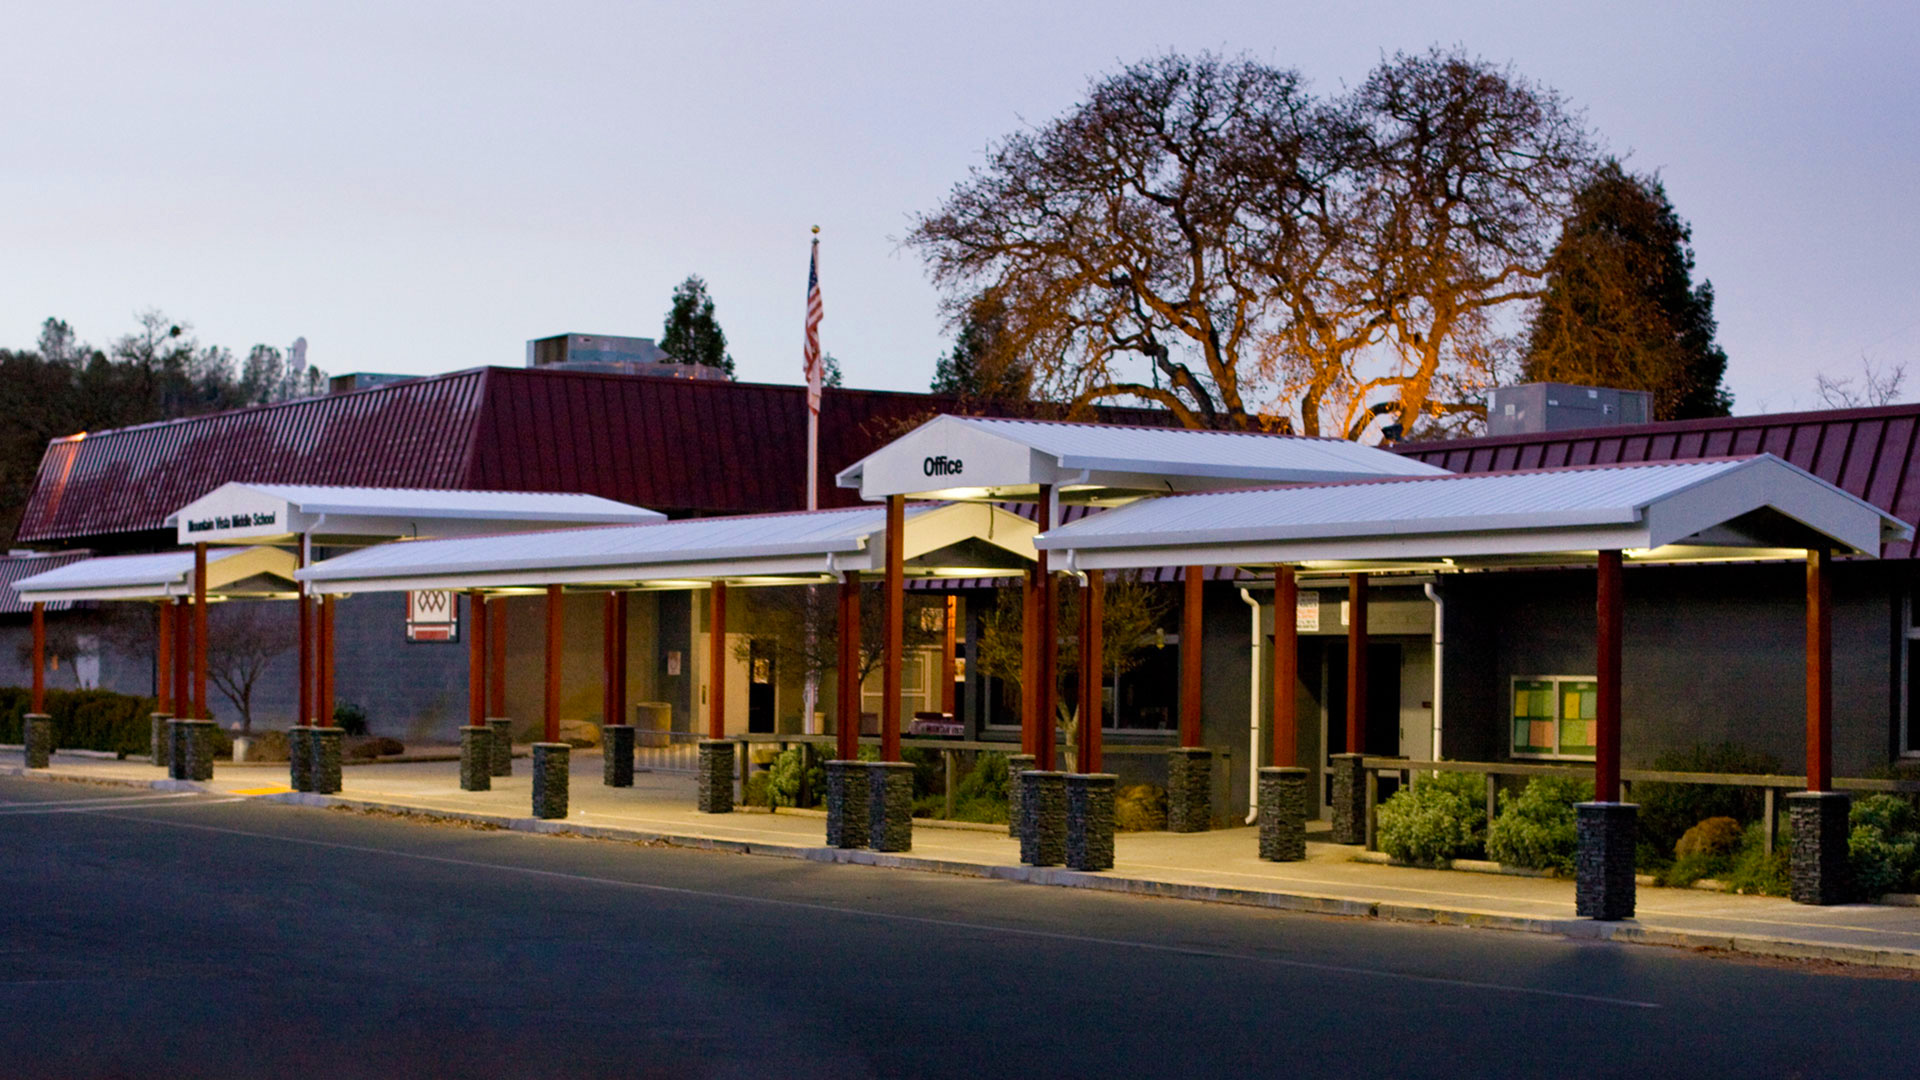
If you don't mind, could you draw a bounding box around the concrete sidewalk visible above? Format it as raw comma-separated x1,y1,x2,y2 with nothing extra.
12,750,1920,971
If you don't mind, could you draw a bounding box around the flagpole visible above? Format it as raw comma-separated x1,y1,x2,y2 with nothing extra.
806,226,820,512
803,226,823,735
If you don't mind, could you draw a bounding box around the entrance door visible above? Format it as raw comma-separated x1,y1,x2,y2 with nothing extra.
1319,641,1404,803
747,643,776,734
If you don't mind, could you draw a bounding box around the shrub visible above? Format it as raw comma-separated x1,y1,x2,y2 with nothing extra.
1849,794,1920,898
766,746,825,808
1634,743,1781,868
1486,776,1592,873
333,702,370,736
1375,771,1486,864
0,687,158,757
1114,783,1166,832
744,770,772,808
1722,822,1790,896
939,752,1011,824
1674,816,1744,860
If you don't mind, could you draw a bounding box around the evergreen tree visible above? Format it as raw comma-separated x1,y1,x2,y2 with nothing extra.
1522,161,1732,419
930,292,1028,400
660,275,734,376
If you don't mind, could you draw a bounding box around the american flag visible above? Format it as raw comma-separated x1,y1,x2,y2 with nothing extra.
802,237,824,416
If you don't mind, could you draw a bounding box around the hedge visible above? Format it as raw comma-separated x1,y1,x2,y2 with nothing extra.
0,687,160,757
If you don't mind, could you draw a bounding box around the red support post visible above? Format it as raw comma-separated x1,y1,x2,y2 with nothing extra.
173,600,191,722
544,584,563,744
30,602,45,715
319,594,336,726
297,543,310,725
468,591,487,729
155,599,172,714
1082,570,1105,773
1273,564,1299,768
1345,573,1367,756
1033,485,1056,770
1595,550,1624,803
882,494,905,763
613,590,628,730
940,595,957,716
487,597,506,717
1806,547,1832,793
193,542,208,720
707,582,728,740
836,572,861,760
1180,566,1204,748
1020,567,1037,755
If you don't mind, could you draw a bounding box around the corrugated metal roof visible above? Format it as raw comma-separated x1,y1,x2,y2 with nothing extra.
0,551,92,614
303,505,905,585
1397,401,1920,558
954,416,1450,478
165,482,663,528
18,366,1174,546
12,546,297,601
19,370,490,545
1036,456,1907,564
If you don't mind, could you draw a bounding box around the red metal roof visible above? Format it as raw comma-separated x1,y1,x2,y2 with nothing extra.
1397,402,1920,559
17,366,1172,547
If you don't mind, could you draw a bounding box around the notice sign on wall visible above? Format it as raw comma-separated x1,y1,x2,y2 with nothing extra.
406,590,458,642
1296,590,1320,632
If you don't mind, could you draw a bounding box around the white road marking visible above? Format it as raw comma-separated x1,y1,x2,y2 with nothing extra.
92,809,1661,1010
0,795,241,816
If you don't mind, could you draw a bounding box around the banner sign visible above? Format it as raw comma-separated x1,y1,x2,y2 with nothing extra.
406,590,458,642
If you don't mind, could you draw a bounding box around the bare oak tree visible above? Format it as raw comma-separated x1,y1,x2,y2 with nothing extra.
206,602,296,733
911,49,1593,438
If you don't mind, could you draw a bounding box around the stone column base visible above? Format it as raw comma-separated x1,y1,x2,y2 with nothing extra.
169,719,216,782
825,760,870,848
460,726,493,791
485,718,513,776
22,713,51,769
1020,771,1067,866
1065,773,1116,871
1328,753,1367,845
1006,753,1036,839
1258,766,1310,862
1166,747,1212,833
602,724,635,787
1789,791,1854,905
288,726,314,792
310,726,343,794
697,739,734,813
1575,801,1638,920
149,713,173,770
532,742,570,819
868,761,914,853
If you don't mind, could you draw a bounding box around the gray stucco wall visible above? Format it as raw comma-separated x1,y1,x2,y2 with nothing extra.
1437,561,1904,778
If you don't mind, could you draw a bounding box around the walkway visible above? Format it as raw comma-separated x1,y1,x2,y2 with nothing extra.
10,749,1920,970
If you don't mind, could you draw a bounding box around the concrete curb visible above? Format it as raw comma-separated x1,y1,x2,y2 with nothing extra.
8,767,1918,972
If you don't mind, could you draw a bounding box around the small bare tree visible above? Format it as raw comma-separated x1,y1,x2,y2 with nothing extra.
206,603,296,732
975,573,1170,770
1816,356,1907,409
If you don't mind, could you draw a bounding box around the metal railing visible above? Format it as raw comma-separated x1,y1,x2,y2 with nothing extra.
1359,755,1920,856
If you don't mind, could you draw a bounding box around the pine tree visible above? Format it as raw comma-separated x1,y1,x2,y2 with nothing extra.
660,275,735,376
1522,161,1731,419
930,292,1027,399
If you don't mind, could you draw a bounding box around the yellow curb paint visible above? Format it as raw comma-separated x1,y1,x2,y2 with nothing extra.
232,786,293,796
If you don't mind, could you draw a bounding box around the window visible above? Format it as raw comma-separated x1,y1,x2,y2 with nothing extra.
1510,675,1597,760
1903,591,1920,756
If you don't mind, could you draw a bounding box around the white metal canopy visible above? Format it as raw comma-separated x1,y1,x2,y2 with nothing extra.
1035,456,1913,571
834,414,1448,504
164,482,663,546
12,546,299,603
296,502,1038,595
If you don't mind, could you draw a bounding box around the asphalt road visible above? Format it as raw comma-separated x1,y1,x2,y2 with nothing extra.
0,777,1912,1080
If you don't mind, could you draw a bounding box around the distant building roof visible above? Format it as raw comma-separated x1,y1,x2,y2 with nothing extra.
1397,401,1920,559
17,367,1172,548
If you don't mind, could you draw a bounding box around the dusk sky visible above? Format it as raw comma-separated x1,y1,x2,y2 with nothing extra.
4,1,1915,415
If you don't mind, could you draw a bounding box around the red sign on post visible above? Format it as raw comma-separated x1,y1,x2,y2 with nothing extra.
406,590,458,642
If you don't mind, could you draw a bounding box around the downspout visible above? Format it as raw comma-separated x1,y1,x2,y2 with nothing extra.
1240,586,1261,824
1424,581,1444,761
